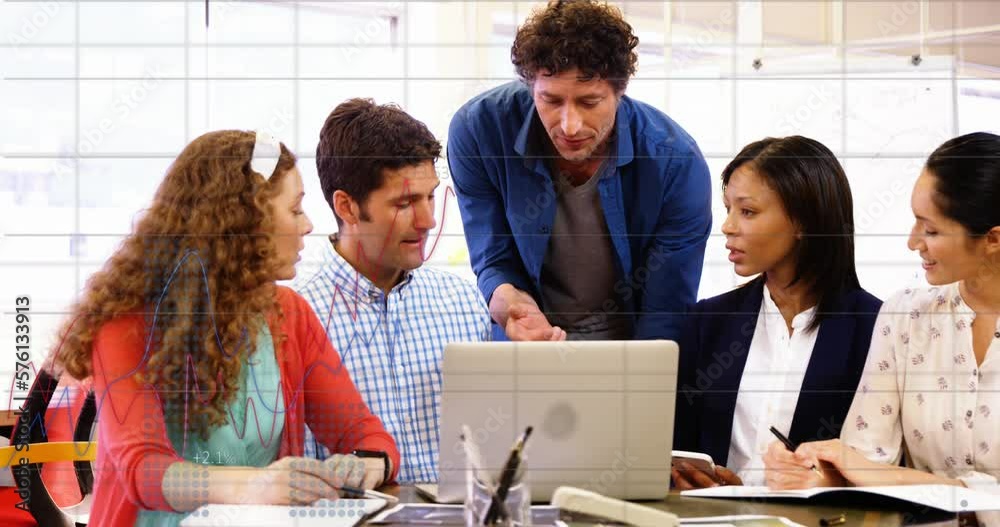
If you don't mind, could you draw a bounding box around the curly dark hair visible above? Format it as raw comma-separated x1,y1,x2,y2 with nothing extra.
511,0,639,92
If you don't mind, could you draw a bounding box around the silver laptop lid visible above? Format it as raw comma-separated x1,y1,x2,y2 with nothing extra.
436,340,677,503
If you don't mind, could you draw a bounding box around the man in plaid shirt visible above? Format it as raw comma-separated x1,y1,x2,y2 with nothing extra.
297,98,490,483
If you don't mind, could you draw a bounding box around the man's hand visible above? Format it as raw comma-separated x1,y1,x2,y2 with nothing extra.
489,284,566,341
505,303,567,341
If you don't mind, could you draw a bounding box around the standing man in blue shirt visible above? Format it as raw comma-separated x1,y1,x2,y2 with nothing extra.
298,98,491,483
448,0,712,342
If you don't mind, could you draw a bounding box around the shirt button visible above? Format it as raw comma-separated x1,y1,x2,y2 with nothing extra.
540,226,550,234
967,457,974,466
995,331,1000,338
967,410,974,418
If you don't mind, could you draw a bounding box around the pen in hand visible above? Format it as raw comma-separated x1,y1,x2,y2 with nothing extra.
336,485,399,503
768,426,823,477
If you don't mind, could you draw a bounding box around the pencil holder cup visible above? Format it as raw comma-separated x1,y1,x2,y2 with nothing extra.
463,461,531,526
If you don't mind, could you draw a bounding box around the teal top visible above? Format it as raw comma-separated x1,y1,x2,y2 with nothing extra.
134,323,285,526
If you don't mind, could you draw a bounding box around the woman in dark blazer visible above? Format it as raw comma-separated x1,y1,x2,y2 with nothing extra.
672,136,882,488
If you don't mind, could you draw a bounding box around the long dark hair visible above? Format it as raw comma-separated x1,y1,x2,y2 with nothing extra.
722,136,860,331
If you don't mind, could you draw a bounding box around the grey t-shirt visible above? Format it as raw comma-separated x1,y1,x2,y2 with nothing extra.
539,160,632,340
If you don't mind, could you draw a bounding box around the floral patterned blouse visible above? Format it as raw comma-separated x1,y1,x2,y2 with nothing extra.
842,282,1000,496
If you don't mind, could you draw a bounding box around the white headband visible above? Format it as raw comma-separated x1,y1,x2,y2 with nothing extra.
250,129,281,180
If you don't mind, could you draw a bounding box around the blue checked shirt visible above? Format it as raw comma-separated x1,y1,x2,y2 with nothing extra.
296,236,490,483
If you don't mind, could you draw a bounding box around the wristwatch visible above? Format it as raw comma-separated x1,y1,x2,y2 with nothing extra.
352,449,391,484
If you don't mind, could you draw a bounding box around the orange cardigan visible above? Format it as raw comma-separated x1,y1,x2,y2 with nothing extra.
87,286,399,526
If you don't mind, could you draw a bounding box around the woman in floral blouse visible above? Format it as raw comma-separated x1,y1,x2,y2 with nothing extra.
763,132,1000,499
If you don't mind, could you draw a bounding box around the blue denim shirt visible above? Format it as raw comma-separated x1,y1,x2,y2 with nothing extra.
447,81,712,341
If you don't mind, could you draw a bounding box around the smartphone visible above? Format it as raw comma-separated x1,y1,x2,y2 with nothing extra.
670,450,716,476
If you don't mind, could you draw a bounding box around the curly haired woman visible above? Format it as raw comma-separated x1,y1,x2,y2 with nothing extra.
44,130,399,526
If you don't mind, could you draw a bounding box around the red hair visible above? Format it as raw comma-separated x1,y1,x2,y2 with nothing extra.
52,130,297,438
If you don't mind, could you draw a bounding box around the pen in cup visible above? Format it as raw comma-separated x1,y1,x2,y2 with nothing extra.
768,426,823,477
483,426,533,525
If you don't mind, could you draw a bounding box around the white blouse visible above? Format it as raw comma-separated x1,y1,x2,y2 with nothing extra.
729,284,818,486
842,282,1000,496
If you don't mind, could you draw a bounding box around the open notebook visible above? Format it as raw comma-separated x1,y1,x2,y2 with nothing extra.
179,498,390,526
682,485,1000,513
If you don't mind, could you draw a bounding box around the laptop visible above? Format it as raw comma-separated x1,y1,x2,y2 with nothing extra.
417,340,678,503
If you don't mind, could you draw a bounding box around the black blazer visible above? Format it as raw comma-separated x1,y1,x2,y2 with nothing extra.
674,277,882,466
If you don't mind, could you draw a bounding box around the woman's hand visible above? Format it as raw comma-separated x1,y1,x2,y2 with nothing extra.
250,456,344,505
672,462,742,490
794,440,884,487
323,454,377,490
763,440,845,490
167,455,387,511
797,440,966,488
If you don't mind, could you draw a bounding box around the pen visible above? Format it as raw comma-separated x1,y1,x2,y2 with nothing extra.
819,513,846,526
337,485,399,503
768,426,823,477
483,426,533,525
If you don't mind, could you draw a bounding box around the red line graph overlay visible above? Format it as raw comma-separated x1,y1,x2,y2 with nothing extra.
7,176,464,465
